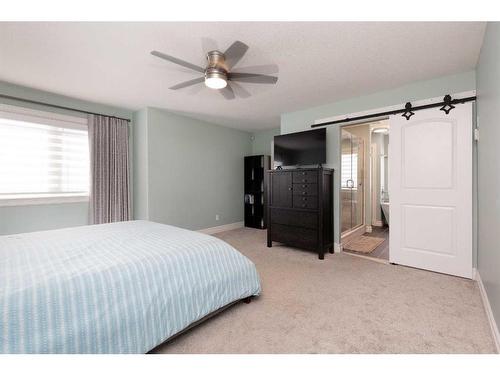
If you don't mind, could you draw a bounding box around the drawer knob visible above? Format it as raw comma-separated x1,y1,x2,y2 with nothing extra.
302,192,307,195
288,187,293,191
302,197,307,201
302,184,307,188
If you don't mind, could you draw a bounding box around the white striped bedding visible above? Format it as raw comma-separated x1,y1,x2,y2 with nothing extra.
0,220,261,353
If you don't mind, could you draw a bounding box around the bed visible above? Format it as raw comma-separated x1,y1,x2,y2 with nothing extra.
0,220,261,353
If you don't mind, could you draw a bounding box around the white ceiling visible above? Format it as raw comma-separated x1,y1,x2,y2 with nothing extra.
0,22,486,131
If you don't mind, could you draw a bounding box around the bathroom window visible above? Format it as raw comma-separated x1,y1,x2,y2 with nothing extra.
341,153,358,190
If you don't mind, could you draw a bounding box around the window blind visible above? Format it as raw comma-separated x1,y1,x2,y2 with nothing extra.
0,109,89,199
341,153,358,190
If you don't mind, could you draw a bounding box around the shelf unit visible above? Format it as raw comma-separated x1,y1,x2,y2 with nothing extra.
244,155,271,229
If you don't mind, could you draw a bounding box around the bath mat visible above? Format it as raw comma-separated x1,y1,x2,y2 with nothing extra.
344,236,385,254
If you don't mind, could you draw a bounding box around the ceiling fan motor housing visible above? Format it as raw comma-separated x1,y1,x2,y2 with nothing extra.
205,67,227,81
206,50,227,71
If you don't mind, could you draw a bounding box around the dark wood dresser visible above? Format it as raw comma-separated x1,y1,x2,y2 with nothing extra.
267,168,334,259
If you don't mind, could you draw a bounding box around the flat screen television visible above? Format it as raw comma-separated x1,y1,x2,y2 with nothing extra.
274,128,326,167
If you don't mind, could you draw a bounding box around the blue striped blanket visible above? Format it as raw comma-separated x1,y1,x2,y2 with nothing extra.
0,220,261,353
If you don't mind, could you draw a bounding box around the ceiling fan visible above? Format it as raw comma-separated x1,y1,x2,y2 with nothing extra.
150,41,278,100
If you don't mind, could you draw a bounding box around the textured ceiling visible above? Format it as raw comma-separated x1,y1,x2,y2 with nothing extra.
0,22,486,130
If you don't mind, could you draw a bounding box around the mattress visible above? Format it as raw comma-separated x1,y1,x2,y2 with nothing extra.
0,220,261,353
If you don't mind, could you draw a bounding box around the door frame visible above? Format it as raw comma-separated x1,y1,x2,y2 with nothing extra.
340,123,367,239
369,122,390,228
370,142,380,226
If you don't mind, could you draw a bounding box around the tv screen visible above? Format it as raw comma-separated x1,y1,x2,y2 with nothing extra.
274,128,326,167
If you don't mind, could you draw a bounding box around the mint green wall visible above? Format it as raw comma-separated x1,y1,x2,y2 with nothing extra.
281,71,476,245
132,108,149,220
0,203,89,235
133,107,252,230
476,22,500,327
251,128,280,156
0,81,132,119
0,81,134,235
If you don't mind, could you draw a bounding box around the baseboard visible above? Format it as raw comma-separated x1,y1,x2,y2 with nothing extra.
365,225,373,233
372,220,384,227
476,270,500,353
334,242,342,252
198,221,244,235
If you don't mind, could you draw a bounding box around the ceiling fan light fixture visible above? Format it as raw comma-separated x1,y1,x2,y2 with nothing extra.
205,76,227,90
151,41,278,99
205,68,227,90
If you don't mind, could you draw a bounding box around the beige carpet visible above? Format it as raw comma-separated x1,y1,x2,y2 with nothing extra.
344,235,385,254
152,228,496,354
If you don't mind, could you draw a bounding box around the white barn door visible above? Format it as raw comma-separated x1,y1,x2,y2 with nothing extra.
389,103,473,278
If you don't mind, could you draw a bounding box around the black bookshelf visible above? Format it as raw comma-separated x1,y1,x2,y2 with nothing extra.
244,155,271,229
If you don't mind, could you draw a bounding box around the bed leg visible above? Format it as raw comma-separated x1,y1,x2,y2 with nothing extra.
242,297,252,304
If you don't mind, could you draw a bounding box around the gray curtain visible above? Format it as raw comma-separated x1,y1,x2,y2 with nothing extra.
88,114,131,224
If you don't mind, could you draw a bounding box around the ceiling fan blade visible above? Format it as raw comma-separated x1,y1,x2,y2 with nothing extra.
151,50,205,73
229,82,251,99
229,72,278,84
169,77,205,90
220,85,236,100
223,41,249,69
231,64,279,75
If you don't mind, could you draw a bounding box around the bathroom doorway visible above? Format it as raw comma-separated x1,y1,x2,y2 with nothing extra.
341,120,390,261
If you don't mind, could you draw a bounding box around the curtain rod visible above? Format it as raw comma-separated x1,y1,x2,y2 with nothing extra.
0,93,131,122
311,95,476,128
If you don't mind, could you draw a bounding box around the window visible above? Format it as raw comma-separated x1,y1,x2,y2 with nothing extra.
0,104,89,206
341,153,358,190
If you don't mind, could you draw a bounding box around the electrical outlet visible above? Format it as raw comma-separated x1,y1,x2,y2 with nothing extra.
215,214,220,221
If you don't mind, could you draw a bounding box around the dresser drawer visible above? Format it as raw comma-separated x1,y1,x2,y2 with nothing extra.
292,170,318,184
270,208,318,229
292,183,317,196
271,223,318,250
293,195,318,209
